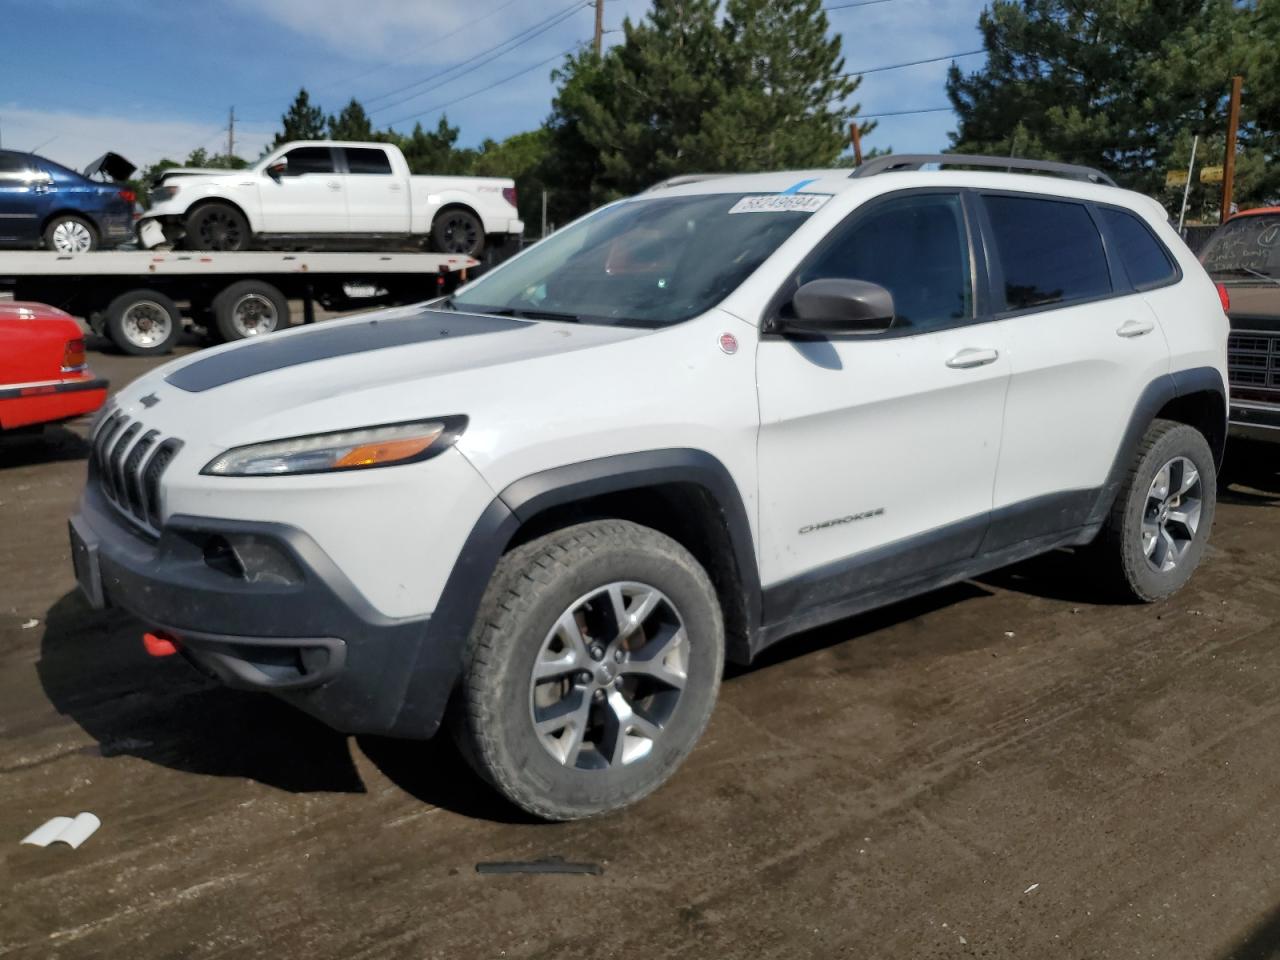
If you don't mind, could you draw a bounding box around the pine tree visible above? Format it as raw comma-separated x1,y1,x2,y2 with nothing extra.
273,88,327,146
327,98,375,141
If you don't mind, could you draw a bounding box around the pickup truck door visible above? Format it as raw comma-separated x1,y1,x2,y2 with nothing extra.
258,147,348,234
338,147,410,234
0,153,49,244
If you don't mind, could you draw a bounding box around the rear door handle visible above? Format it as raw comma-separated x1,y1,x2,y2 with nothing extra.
1117,318,1155,338
326,180,342,191
946,347,1000,369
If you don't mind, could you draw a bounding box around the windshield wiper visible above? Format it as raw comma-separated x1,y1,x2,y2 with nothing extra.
1242,266,1280,286
1214,266,1280,284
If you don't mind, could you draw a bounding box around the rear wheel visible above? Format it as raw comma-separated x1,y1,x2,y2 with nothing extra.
430,207,485,257
185,203,250,252
44,215,97,253
104,290,182,356
1096,419,1217,601
452,520,724,820
211,280,289,342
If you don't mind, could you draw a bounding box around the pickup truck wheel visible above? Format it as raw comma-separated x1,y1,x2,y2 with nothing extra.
452,520,724,820
431,208,485,257
1096,419,1217,601
212,280,290,341
104,290,182,356
186,204,250,252
44,215,97,253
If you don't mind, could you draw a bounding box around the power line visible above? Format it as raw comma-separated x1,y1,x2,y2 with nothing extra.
823,0,895,9
860,106,953,118
366,1,587,113
384,47,576,128
842,48,984,79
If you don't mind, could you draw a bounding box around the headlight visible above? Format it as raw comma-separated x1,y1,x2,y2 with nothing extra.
201,417,466,477
150,185,180,203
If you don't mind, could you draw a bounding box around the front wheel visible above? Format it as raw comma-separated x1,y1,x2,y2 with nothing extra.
185,204,250,252
452,520,725,820
1096,418,1217,601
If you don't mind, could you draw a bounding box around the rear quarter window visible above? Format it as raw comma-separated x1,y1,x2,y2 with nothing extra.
344,148,393,175
1098,207,1178,289
984,194,1112,311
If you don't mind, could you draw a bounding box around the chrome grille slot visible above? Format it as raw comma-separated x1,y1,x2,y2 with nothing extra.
88,410,183,536
1228,331,1280,403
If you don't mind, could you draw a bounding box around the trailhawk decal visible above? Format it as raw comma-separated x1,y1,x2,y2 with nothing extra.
799,508,885,535
729,194,830,215
165,310,526,393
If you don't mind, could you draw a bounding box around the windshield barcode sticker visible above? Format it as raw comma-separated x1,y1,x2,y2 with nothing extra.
729,194,830,214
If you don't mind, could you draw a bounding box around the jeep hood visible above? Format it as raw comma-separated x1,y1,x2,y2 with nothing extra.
114,304,651,450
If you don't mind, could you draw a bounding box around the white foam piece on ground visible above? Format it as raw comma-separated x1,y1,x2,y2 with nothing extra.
21,812,101,848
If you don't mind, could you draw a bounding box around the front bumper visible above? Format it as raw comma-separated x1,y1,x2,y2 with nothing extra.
69,485,456,737
1229,402,1280,443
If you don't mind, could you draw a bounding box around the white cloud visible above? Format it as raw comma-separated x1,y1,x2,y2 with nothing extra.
0,105,276,172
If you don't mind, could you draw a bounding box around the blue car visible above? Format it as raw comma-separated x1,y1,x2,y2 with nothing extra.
0,150,135,252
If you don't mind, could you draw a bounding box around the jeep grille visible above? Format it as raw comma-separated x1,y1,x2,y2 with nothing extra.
88,409,182,535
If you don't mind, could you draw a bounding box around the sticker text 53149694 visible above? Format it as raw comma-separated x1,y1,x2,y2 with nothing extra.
728,194,831,215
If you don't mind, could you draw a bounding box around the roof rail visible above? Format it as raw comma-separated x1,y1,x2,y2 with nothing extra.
850,153,1117,187
645,173,730,192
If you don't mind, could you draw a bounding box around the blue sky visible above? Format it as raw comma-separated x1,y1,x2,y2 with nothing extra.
0,0,990,172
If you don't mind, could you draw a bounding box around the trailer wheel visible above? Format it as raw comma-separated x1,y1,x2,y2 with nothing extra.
105,290,182,356
212,280,290,342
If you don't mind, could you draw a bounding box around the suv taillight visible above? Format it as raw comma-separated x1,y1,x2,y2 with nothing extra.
63,338,86,372
1216,283,1231,314
502,186,517,208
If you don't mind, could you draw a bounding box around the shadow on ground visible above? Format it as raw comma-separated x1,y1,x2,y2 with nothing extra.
1222,439,1280,507
0,424,90,469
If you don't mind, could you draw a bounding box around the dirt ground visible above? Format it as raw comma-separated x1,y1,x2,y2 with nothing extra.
4,335,1280,960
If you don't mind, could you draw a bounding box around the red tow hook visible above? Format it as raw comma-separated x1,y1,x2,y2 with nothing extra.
142,631,179,657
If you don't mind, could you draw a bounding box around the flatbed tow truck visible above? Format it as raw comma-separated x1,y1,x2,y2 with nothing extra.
0,250,478,355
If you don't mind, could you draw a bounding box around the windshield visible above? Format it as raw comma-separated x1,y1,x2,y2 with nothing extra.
449,192,822,327
1200,214,1280,281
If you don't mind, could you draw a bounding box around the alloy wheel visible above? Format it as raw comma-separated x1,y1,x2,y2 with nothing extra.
1143,456,1203,573
529,581,689,770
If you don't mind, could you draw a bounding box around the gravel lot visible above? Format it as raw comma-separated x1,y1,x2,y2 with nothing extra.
3,337,1280,959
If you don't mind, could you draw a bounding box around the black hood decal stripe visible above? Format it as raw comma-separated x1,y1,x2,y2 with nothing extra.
165,310,526,393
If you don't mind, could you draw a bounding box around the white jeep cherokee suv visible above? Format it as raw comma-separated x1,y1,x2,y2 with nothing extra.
70,155,1229,820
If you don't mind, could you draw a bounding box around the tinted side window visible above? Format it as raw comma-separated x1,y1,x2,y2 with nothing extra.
1098,207,1177,289
284,147,335,174
985,195,1111,310
344,148,393,175
0,153,32,178
797,193,973,332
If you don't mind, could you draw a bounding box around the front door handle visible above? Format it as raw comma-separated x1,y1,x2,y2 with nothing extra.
326,180,342,191
946,347,1000,369
1117,318,1155,338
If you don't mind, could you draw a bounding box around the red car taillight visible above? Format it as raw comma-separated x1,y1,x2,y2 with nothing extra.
502,186,517,208
118,189,136,205
63,337,87,372
1216,283,1231,314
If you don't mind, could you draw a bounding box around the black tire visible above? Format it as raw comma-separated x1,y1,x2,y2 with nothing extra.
104,290,182,356
211,280,290,342
185,203,251,252
1096,418,1217,601
43,214,98,253
430,207,485,257
452,520,725,821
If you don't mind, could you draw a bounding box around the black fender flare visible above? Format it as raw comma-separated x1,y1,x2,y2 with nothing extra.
391,449,761,736
1085,365,1227,528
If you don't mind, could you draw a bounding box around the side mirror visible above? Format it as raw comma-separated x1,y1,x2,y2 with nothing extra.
783,278,895,335
266,158,289,179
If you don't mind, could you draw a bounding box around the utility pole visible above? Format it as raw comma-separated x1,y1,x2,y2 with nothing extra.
1177,134,1198,233
849,123,863,165
227,106,236,161
593,0,603,56
1221,75,1242,224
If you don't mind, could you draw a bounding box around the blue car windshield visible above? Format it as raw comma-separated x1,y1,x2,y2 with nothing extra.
449,192,821,327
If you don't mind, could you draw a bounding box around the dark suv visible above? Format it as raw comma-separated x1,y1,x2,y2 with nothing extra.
0,150,135,253
1201,208,1280,442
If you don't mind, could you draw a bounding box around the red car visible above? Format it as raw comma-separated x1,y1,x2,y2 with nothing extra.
0,302,108,431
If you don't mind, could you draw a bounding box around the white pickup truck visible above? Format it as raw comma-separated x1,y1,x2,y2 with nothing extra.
138,140,523,258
